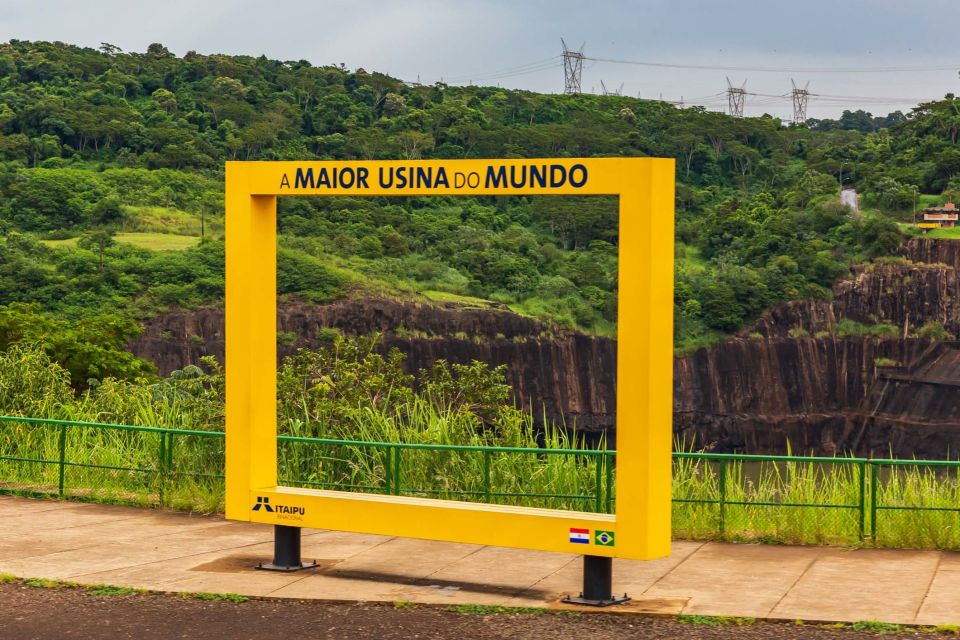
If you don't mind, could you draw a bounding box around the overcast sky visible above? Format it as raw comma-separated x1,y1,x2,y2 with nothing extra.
3,0,959,119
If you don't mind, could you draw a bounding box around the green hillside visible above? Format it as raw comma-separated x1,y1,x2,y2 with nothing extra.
2,40,960,380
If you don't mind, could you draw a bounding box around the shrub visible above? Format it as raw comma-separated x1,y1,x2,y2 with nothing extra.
916,320,954,340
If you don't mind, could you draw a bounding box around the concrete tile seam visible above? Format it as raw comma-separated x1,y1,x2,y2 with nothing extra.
912,551,944,624
637,540,707,595
767,549,823,618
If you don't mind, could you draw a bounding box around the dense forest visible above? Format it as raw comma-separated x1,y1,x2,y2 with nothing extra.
2,40,960,383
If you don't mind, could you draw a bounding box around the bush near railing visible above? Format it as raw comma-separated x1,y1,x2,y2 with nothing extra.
2,416,960,549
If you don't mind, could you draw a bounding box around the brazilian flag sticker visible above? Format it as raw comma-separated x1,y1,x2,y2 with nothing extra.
595,530,615,546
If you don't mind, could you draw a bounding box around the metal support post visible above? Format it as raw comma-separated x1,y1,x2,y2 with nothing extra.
256,525,318,572
562,555,630,607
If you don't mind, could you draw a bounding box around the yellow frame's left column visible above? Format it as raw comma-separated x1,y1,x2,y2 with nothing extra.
225,164,278,520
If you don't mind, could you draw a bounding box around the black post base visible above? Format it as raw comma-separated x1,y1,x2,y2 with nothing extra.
562,555,631,607
255,524,318,572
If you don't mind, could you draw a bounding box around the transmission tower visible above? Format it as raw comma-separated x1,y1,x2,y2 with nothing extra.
726,77,746,117
791,79,810,124
600,80,624,96
561,38,584,95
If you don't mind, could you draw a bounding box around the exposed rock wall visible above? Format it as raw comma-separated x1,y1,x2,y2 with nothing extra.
750,238,960,339
673,337,960,458
130,299,617,431
130,239,960,458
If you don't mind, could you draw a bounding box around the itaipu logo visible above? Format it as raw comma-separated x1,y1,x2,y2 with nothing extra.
251,496,305,517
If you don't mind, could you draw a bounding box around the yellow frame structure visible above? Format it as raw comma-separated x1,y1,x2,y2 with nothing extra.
225,158,674,560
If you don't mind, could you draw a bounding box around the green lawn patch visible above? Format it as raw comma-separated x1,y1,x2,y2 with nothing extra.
421,290,496,307
114,232,201,251
40,237,79,248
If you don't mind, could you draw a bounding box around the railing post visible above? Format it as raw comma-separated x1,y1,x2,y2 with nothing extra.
594,453,603,513
718,458,727,539
605,452,613,514
166,433,174,471
858,461,866,542
483,449,491,503
57,424,67,497
158,432,167,506
393,447,401,496
870,462,879,542
383,445,392,495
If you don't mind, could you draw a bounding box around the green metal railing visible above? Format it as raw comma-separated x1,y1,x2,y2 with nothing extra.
673,452,870,541
1,415,960,545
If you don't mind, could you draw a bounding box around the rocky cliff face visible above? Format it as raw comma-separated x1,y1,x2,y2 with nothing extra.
673,336,960,458
682,237,960,457
130,239,960,458
751,238,960,339
131,299,617,431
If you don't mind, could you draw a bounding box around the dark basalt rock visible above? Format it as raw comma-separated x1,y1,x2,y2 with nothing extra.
130,239,960,458
130,298,618,432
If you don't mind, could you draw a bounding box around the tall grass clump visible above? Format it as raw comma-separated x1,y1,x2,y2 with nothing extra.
0,337,604,513
671,446,866,546
6,338,960,549
871,464,960,549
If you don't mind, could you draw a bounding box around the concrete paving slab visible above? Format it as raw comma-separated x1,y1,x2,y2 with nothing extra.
330,537,483,582
297,529,394,562
915,563,960,626
937,551,960,571
1,497,957,625
644,542,821,618
771,548,941,624
271,571,430,602
0,513,230,559
0,504,145,532
0,497,78,514
425,545,575,592
69,543,282,587
153,566,319,598
528,540,705,602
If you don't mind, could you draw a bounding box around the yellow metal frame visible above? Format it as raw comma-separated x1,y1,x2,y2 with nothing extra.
225,158,674,560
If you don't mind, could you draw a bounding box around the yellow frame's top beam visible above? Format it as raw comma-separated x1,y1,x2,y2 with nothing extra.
224,157,674,561
227,158,641,197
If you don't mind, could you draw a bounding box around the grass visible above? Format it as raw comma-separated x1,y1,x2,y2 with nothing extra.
120,205,223,236
180,591,249,603
921,227,960,240
115,232,201,251
444,604,577,616
676,242,708,272
40,237,79,248
24,577,77,589
86,584,144,597
678,615,755,626
41,232,202,252
421,290,497,307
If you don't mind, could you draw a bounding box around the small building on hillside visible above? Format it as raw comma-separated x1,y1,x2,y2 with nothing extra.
920,202,959,228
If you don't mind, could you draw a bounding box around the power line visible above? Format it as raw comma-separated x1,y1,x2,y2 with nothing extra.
582,55,960,74
444,56,561,83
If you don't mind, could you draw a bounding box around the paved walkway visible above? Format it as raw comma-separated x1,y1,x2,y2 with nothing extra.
0,496,957,625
